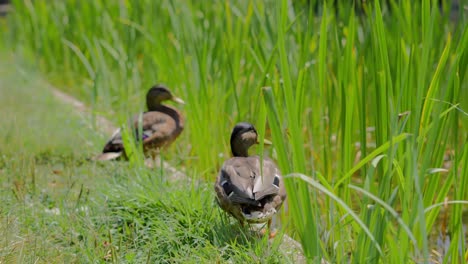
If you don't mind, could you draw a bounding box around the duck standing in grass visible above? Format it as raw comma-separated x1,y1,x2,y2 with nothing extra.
215,122,287,238
95,85,184,161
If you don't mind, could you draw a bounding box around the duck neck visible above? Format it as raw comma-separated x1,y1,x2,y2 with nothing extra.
148,104,184,130
231,139,249,157
147,99,162,110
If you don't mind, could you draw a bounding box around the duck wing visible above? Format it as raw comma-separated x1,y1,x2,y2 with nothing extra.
96,107,183,160
218,156,282,204
96,111,170,159
250,157,282,201
134,111,178,148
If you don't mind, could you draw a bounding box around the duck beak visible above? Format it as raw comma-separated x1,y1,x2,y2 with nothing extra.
258,138,273,145
171,96,185,105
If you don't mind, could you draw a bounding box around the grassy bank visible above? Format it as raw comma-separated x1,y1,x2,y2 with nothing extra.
2,0,468,263
0,55,295,263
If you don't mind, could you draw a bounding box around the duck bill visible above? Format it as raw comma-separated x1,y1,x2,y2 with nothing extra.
258,138,272,145
171,96,185,105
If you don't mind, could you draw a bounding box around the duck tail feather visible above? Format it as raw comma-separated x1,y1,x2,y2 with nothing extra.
91,152,123,161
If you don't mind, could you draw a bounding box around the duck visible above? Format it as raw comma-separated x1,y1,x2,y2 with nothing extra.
214,122,287,238
94,85,184,161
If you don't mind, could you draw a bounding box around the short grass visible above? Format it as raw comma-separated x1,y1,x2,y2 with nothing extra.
0,55,295,263
1,0,468,263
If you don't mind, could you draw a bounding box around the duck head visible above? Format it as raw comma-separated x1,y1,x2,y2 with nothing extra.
146,85,185,110
230,122,260,157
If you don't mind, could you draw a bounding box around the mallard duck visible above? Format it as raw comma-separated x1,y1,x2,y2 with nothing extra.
95,85,184,161
214,122,287,238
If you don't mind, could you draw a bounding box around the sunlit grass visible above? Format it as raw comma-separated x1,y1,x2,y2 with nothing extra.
0,54,293,263
2,0,468,262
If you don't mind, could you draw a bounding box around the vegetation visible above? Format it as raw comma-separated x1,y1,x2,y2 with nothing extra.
0,54,291,263
1,0,467,263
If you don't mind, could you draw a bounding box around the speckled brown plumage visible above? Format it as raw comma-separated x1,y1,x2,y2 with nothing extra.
95,85,184,161
214,122,286,234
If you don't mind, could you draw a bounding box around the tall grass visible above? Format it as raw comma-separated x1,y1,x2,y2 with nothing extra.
2,0,467,262
0,54,291,263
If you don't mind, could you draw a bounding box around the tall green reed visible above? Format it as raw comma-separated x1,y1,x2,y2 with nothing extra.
3,0,467,262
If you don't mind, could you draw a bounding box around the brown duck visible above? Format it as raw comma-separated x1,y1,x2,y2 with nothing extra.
214,122,287,237
95,85,184,161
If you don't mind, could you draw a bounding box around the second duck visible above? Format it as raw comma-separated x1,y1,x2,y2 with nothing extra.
214,122,287,237
95,85,184,161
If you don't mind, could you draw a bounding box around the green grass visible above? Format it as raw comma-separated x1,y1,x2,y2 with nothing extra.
0,55,295,263
1,0,468,263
